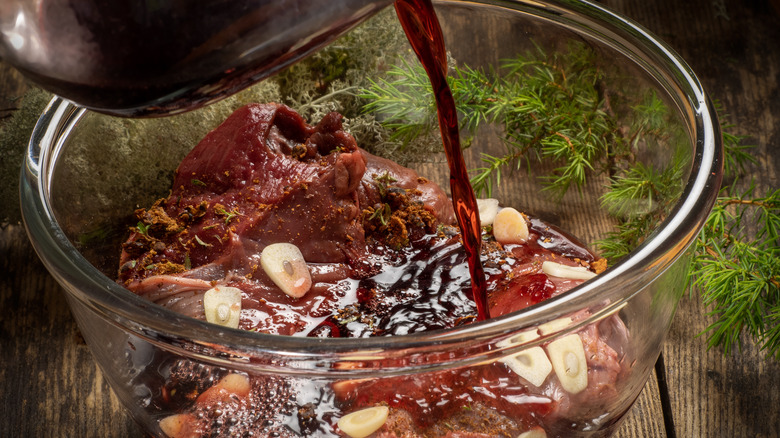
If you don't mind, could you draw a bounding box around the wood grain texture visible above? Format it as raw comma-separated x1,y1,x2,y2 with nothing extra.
0,226,141,437
2,0,779,436
602,0,780,437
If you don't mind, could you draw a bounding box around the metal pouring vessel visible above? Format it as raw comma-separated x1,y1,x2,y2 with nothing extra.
0,0,393,116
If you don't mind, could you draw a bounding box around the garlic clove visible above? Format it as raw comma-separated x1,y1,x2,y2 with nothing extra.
518,427,547,438
538,316,573,336
338,406,390,438
511,328,541,344
197,373,251,405
492,207,529,244
215,373,251,398
203,286,242,329
331,378,371,398
477,198,500,225
497,328,540,348
500,346,553,387
541,260,597,280
159,413,197,438
260,243,312,298
546,334,588,394
331,361,370,398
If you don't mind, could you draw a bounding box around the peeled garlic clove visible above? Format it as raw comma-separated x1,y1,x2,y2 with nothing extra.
518,427,547,438
541,260,597,280
497,328,540,348
260,243,312,298
546,334,588,394
197,373,251,405
159,413,197,438
331,378,371,398
511,328,541,344
203,286,242,328
338,406,390,438
215,373,251,398
538,316,573,336
492,207,529,244
501,346,552,387
477,198,500,225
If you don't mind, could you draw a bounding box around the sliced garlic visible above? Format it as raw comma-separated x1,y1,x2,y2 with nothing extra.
492,207,529,244
260,243,312,298
518,427,547,438
541,260,597,280
500,346,552,387
512,328,541,343
546,334,588,394
497,328,540,348
477,198,500,225
537,316,573,336
338,406,390,438
203,286,242,329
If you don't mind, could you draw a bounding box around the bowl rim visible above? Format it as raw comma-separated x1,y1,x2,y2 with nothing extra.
20,0,722,370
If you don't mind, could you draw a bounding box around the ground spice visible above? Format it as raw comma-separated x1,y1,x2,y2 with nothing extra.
136,199,181,237
362,184,438,250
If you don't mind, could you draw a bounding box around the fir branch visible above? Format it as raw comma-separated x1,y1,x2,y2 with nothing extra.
470,153,509,198
361,60,439,146
715,101,757,179
361,42,618,198
598,96,780,360
692,186,780,360
357,36,780,360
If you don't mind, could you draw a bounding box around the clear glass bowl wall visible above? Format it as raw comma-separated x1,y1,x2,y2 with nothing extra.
20,0,721,437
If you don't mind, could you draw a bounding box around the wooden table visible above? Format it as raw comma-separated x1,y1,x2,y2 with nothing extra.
2,0,779,436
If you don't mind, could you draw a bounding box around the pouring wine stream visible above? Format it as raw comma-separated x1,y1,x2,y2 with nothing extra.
395,0,489,321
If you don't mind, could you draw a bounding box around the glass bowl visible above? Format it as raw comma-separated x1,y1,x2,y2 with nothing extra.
20,0,722,437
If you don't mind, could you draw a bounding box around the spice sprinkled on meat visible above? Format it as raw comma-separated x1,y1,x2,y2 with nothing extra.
117,104,621,437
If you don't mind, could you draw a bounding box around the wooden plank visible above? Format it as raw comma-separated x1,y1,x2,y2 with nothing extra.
3,0,779,436
0,225,140,437
602,0,780,437
665,297,780,437
614,374,667,437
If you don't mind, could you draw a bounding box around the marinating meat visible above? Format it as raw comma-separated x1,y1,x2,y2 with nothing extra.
118,103,461,335
118,103,625,437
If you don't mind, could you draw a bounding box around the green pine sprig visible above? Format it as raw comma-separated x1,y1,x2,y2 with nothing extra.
361,42,618,198
361,59,439,146
358,43,780,360
693,184,780,359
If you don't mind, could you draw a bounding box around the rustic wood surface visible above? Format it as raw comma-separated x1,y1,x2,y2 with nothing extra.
1,0,779,436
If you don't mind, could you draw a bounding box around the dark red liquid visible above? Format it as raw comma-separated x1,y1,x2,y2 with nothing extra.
394,0,489,320
14,0,388,116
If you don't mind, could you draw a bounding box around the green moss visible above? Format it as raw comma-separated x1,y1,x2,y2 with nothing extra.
0,9,418,226
0,87,52,226
54,80,284,235
274,8,442,166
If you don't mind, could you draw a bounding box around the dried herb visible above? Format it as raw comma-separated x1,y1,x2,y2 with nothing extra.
194,235,212,247
216,206,240,224
136,221,150,236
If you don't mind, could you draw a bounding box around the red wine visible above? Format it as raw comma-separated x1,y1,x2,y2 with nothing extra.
394,0,489,320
